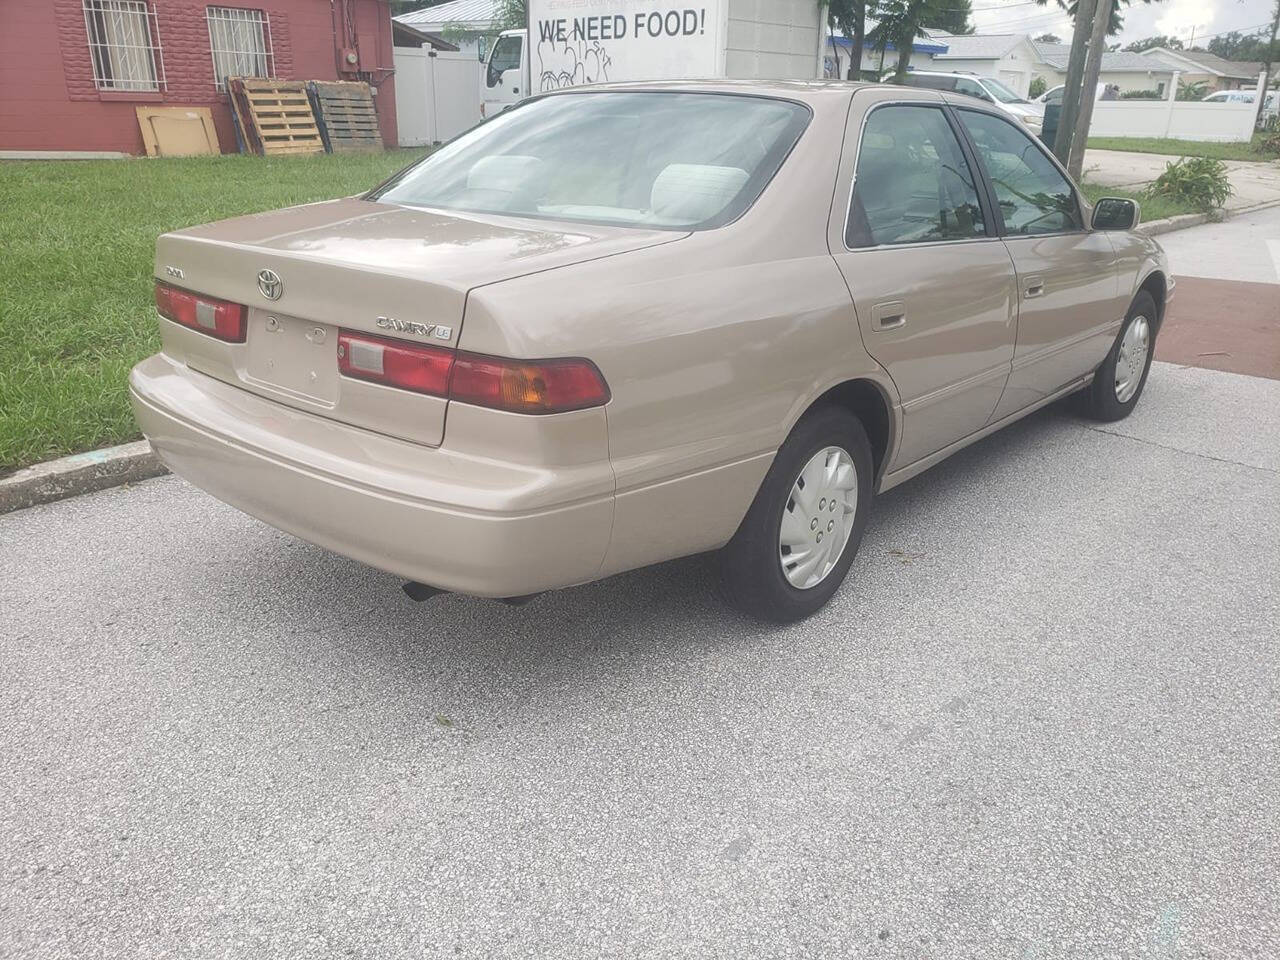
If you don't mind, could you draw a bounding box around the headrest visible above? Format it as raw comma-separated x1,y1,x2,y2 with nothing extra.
649,164,749,223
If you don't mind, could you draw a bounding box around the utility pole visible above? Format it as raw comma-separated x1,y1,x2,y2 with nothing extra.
1067,0,1114,180
1052,0,1098,166
1255,0,1279,130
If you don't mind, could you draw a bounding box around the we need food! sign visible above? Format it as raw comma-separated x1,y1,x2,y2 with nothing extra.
527,0,726,94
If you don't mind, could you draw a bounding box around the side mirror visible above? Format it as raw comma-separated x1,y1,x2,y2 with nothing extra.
1092,197,1139,231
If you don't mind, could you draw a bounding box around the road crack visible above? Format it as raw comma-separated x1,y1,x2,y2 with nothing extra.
1083,425,1279,476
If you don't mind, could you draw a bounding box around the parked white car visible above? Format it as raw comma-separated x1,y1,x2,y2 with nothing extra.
1202,89,1278,124
893,71,1045,132
1036,83,1107,105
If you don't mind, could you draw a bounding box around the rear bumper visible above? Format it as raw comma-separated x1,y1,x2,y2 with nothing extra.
129,354,614,597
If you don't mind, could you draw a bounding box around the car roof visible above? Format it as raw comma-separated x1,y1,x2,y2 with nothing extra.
538,78,875,105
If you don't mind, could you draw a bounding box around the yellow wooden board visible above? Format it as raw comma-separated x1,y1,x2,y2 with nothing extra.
135,106,220,157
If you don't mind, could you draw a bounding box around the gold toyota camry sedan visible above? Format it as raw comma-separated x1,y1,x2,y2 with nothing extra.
130,80,1170,622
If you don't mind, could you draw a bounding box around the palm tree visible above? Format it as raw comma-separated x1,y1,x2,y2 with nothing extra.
823,0,873,80
872,0,945,81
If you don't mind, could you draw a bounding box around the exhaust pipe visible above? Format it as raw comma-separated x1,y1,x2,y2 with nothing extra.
402,582,543,607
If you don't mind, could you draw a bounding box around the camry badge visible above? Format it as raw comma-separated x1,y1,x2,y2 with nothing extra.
257,268,283,301
375,316,452,340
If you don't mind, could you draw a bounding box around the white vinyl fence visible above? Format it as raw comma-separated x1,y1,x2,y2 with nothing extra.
1087,70,1267,143
394,47,482,146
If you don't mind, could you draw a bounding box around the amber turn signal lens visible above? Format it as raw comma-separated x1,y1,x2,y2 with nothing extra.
450,354,610,414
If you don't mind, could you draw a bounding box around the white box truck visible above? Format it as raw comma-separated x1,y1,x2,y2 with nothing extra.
482,0,824,116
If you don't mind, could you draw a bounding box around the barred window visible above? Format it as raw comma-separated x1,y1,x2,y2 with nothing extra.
82,0,165,92
207,7,273,91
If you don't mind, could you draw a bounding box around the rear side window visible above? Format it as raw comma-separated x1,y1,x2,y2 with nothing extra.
847,105,986,248
900,74,957,92
957,109,1082,236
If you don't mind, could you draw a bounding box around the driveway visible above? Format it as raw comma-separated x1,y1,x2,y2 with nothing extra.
3,359,1278,958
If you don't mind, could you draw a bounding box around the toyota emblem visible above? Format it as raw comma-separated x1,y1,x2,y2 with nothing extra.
257,268,283,301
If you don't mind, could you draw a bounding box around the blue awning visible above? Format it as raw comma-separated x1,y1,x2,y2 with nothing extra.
827,36,949,55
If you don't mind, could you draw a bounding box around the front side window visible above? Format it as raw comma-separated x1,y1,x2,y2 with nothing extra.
958,109,1082,236
487,35,522,87
206,7,273,91
372,92,810,230
846,105,986,248
82,0,164,92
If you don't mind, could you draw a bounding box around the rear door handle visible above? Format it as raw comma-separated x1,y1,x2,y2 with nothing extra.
871,300,907,330
1024,276,1045,298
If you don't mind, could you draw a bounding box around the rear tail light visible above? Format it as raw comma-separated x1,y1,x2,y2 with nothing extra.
337,330,454,395
450,354,610,413
337,329,609,414
154,281,247,342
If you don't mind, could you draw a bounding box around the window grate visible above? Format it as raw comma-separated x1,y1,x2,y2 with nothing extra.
82,0,165,92
206,6,273,91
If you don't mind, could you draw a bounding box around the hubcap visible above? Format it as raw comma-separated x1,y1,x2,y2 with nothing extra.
1114,314,1150,403
779,446,858,590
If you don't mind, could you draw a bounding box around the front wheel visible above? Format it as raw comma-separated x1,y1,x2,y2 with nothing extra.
719,407,873,623
1079,290,1158,422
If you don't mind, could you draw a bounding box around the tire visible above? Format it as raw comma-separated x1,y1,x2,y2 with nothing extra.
1079,290,1158,422
719,406,874,623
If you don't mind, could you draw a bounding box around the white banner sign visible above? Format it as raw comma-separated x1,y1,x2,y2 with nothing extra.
528,0,725,94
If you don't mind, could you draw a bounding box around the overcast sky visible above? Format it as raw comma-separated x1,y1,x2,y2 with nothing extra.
968,0,1277,50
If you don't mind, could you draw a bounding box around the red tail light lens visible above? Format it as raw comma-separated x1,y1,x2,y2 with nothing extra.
337,330,454,396
450,354,610,414
154,281,247,342
336,329,609,413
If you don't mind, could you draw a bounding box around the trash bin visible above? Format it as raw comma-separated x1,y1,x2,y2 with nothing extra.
1040,103,1060,148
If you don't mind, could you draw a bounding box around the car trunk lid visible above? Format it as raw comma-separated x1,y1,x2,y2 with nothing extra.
155,198,684,446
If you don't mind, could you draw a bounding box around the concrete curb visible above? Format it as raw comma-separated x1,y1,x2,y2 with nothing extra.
0,441,168,515
1138,198,1280,236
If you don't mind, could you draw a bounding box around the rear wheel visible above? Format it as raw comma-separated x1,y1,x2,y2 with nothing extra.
719,407,873,623
1079,290,1157,422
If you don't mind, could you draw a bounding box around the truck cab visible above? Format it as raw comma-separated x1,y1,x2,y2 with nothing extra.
482,29,527,117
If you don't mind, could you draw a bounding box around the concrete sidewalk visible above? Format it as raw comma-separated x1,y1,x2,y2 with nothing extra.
1084,148,1280,213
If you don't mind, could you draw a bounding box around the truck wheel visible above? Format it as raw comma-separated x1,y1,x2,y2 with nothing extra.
719,406,873,623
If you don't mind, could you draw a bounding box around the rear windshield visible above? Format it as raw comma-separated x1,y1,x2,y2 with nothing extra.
370,92,811,230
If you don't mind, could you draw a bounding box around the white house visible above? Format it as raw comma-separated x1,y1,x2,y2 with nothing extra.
395,0,502,61
1033,43,1176,97
1138,48,1272,92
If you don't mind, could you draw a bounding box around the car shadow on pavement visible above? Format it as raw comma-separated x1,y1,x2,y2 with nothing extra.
188,399,1084,697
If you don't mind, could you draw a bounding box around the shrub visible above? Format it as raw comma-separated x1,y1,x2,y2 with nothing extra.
1120,89,1162,100
1029,76,1047,99
1175,80,1209,101
1146,156,1233,212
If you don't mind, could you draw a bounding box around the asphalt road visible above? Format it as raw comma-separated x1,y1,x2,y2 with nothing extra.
3,360,1278,958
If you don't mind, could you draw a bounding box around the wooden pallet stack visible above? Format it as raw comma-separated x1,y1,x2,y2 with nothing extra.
227,77,325,156
307,81,384,153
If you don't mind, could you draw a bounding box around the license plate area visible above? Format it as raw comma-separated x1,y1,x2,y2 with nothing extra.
243,311,339,406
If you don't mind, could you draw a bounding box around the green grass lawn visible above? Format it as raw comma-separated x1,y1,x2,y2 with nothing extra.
1078,182,1199,223
0,149,428,474
1087,132,1280,163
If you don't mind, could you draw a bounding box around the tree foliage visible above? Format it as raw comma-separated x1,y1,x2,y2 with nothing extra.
1124,35,1183,53
1207,30,1279,63
1034,33,1061,43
